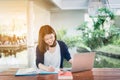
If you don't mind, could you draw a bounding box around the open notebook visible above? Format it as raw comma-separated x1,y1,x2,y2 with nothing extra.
15,68,59,76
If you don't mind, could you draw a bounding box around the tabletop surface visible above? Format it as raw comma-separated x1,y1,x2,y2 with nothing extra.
0,68,120,80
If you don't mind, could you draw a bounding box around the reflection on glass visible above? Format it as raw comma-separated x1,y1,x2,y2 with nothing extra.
0,15,27,68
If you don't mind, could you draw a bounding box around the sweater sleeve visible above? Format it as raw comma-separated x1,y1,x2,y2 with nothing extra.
36,46,44,68
63,42,71,61
59,41,71,61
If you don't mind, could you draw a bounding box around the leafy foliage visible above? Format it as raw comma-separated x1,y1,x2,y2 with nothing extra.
77,7,117,50
56,28,82,48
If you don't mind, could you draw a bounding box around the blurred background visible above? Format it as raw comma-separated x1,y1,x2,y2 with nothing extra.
0,0,120,69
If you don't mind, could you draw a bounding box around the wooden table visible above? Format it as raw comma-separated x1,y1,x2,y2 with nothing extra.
0,68,120,80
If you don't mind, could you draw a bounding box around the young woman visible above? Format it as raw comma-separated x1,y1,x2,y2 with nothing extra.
36,25,72,72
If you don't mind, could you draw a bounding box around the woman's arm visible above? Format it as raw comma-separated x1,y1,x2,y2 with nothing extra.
68,59,73,64
60,41,71,61
36,46,55,72
36,46,44,68
38,63,55,72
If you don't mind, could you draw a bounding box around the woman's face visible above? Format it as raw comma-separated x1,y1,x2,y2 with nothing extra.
44,33,55,46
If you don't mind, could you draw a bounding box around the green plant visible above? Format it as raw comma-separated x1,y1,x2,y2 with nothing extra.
92,7,115,30
56,27,67,41
57,28,82,48
77,7,115,49
109,25,120,45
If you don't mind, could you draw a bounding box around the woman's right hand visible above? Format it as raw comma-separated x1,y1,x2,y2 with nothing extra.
47,66,55,72
38,63,55,72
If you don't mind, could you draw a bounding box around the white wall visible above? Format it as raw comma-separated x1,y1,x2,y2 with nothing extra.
33,1,51,43
51,10,87,31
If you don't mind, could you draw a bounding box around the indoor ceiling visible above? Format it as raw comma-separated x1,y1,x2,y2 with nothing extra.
46,0,120,10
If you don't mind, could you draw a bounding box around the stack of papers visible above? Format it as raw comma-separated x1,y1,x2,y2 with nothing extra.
15,68,58,76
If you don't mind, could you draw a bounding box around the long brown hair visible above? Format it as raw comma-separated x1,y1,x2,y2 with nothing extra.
38,25,57,54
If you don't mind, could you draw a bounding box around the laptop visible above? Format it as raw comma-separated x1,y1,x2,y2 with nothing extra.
62,52,95,72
